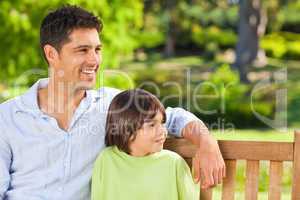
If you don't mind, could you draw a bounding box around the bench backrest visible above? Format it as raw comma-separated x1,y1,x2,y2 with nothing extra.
163,131,300,200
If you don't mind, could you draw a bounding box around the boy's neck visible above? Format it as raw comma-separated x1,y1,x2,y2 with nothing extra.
129,147,151,157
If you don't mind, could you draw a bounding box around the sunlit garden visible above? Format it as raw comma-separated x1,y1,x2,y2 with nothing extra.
1,0,300,199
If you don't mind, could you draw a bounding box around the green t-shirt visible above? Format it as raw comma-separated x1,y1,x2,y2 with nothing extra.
91,146,199,200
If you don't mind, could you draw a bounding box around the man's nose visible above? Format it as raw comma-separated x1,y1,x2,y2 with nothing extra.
87,51,99,65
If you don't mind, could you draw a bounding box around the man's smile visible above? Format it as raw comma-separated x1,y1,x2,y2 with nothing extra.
81,68,96,74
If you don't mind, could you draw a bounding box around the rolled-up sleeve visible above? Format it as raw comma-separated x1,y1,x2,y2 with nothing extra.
165,107,201,137
0,124,11,199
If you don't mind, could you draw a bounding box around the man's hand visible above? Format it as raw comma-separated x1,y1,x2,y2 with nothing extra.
182,121,226,189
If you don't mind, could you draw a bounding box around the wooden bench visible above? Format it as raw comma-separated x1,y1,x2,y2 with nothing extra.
164,131,300,200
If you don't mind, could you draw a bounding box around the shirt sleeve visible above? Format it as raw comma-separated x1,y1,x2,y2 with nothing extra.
0,128,11,199
165,107,201,137
176,156,200,200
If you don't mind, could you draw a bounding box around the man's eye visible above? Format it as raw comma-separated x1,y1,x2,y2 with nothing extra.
79,49,88,53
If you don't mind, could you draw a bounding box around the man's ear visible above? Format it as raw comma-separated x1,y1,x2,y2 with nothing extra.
43,44,59,65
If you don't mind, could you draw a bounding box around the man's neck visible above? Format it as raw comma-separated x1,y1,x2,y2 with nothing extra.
38,78,86,130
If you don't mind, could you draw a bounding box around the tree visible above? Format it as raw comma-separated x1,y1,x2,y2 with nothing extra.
233,0,266,83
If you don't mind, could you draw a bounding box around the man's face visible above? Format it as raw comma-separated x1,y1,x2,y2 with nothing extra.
51,28,102,91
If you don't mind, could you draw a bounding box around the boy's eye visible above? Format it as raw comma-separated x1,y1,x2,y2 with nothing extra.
149,123,155,127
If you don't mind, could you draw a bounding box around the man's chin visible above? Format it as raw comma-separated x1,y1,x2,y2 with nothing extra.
75,81,95,91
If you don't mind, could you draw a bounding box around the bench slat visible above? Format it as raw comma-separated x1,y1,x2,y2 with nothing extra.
245,160,260,200
292,131,300,200
164,139,294,161
268,161,283,200
200,188,213,200
184,158,192,168
164,131,300,200
222,160,237,200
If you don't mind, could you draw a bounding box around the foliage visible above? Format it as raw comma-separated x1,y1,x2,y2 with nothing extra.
131,63,276,128
0,0,143,86
1,0,300,128
261,32,300,59
191,64,273,128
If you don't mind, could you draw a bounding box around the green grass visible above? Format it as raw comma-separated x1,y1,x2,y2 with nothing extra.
212,129,295,142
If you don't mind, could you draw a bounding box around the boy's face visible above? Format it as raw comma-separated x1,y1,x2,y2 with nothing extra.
129,112,167,156
50,28,102,91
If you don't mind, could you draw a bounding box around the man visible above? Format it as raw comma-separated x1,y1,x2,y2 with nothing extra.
0,5,225,200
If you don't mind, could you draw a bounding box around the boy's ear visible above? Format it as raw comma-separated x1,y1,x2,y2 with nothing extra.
129,135,135,142
129,132,139,142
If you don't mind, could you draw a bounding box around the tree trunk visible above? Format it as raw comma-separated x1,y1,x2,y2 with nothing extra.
164,0,176,57
164,23,176,57
234,0,261,83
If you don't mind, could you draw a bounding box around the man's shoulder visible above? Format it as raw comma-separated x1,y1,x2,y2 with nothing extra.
96,87,121,97
0,97,21,138
92,87,122,102
0,96,20,113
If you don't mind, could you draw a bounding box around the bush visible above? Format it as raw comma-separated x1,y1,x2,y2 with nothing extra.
191,64,274,128
132,64,275,129
261,32,300,60
191,25,237,57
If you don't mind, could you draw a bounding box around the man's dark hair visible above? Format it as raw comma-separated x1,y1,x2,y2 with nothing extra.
40,5,102,61
105,89,166,154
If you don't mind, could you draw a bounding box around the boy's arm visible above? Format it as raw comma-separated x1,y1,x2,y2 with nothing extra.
176,156,199,200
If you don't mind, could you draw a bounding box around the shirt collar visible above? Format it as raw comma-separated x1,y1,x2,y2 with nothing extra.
16,78,103,115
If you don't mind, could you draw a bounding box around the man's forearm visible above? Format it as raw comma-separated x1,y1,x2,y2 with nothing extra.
181,120,225,187
181,120,215,147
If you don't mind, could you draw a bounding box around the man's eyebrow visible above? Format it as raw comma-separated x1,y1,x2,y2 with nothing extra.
74,44,102,49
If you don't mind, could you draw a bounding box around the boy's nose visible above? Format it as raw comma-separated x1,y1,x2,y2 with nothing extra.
158,127,167,138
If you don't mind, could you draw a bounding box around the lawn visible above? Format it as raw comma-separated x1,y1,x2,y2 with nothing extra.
212,129,295,142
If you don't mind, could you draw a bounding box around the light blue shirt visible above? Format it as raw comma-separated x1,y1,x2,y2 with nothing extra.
0,78,200,200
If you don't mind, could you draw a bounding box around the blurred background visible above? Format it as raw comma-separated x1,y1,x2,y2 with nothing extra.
1,0,300,130
0,0,299,198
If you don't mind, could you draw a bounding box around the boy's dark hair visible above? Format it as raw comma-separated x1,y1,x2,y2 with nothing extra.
40,5,102,61
105,89,166,154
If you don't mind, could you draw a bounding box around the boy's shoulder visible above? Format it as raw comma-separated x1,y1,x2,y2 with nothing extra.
98,146,115,157
95,146,115,162
96,148,187,164
158,149,186,162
